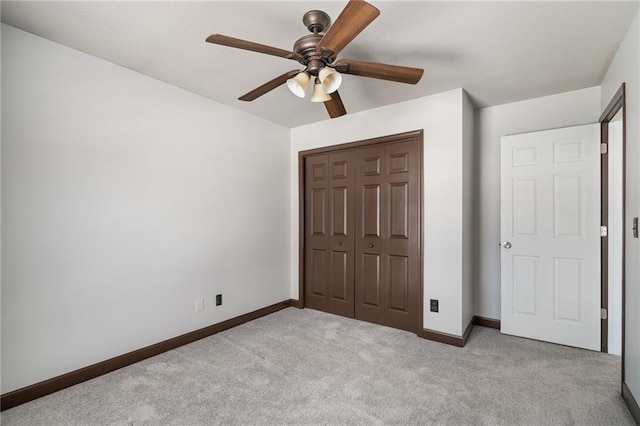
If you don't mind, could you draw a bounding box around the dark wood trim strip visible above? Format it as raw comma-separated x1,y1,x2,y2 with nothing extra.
600,83,626,389
462,317,474,343
623,382,640,425
298,150,306,310
1,299,294,411
600,83,625,123
420,328,465,347
290,299,303,309
420,316,474,348
417,135,424,336
473,315,501,330
299,129,424,157
621,84,627,392
420,316,501,347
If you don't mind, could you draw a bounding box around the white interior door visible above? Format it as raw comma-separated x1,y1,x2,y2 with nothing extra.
500,124,601,351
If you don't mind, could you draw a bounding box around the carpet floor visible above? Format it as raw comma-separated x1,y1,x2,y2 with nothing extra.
1,307,634,425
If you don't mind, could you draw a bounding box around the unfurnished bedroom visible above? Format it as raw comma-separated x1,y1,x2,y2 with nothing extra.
1,0,639,424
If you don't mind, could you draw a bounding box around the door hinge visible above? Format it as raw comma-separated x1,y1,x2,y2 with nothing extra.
600,143,608,154
601,308,608,320
600,226,608,237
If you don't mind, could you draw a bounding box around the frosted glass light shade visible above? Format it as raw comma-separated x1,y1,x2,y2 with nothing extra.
319,67,342,94
310,82,331,103
286,72,310,98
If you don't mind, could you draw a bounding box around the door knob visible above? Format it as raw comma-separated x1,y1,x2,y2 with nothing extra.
502,241,512,249
337,241,342,246
369,244,374,248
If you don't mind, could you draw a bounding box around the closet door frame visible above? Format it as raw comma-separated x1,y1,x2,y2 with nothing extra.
298,129,424,334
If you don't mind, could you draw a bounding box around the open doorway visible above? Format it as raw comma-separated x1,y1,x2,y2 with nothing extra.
599,84,626,387
607,107,624,355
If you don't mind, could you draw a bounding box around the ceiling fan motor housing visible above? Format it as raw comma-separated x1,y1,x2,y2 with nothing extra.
293,10,336,75
293,35,329,75
293,34,323,59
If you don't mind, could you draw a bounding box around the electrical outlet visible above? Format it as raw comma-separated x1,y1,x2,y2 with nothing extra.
216,294,222,306
195,298,204,313
430,299,439,313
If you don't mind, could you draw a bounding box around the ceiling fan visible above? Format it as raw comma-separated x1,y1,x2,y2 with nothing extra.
205,0,424,119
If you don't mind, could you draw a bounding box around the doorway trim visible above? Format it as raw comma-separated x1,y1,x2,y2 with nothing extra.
297,129,424,335
599,83,626,384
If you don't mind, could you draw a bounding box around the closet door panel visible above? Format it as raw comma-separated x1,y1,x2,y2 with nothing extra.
305,155,330,311
327,151,355,317
383,140,420,331
389,182,409,239
310,249,327,296
330,251,349,301
355,145,387,325
354,139,420,332
362,184,382,237
388,255,409,312
305,151,354,318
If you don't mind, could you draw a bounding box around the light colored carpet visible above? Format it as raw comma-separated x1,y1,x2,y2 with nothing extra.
1,307,634,425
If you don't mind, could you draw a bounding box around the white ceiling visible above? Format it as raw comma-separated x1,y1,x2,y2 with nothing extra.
1,1,638,128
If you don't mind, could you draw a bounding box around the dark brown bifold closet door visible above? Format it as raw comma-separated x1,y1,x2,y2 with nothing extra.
304,151,355,317
354,140,420,332
304,135,420,333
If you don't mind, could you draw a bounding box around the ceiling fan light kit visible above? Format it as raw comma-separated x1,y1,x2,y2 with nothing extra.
286,72,311,98
318,67,342,94
205,0,424,119
311,78,332,103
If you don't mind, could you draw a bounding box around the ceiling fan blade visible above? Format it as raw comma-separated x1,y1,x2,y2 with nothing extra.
316,0,380,57
335,59,424,84
324,91,347,118
239,70,300,101
206,34,299,60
